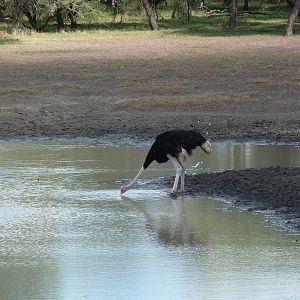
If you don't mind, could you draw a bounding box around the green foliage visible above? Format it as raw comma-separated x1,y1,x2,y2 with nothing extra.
0,0,102,31
0,0,298,35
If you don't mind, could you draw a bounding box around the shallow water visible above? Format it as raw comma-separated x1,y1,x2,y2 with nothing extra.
0,140,299,300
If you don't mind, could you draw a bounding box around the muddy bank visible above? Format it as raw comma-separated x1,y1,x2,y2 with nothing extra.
163,167,300,231
0,111,299,143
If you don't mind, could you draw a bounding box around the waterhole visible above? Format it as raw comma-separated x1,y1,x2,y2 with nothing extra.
0,139,299,300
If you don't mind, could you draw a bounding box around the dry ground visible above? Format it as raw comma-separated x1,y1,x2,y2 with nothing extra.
0,35,300,141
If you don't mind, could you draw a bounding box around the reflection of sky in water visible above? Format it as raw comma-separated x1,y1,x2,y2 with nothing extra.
0,140,299,300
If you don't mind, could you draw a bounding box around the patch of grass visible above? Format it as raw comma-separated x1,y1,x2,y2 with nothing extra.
0,36,19,45
0,20,20,44
114,92,250,110
115,80,190,95
246,76,300,88
49,82,86,90
158,11,294,37
0,87,36,96
3,27,162,42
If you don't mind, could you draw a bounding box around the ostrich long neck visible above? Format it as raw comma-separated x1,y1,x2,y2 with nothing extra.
123,167,144,191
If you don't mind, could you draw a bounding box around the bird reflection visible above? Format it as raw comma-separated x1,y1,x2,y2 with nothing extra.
157,198,201,247
120,195,207,248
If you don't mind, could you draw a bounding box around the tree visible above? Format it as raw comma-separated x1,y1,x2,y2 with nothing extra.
1,0,95,31
286,0,300,35
12,0,54,31
54,6,64,31
170,0,190,20
142,0,159,30
111,0,117,23
67,3,77,29
243,0,249,11
286,0,295,8
229,0,237,28
186,0,191,20
1,0,59,31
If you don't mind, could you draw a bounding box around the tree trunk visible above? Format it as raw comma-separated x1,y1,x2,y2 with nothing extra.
171,5,177,19
112,0,117,23
24,11,38,31
67,7,77,30
286,0,300,36
55,7,64,31
229,0,237,28
286,0,300,15
286,0,295,9
243,0,249,11
20,2,38,31
142,0,159,30
187,0,191,21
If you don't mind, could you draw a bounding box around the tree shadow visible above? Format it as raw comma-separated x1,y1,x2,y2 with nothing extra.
158,14,297,37
64,13,299,37
43,21,151,33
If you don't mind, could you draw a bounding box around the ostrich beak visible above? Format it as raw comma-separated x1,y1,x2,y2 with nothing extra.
120,186,128,194
120,186,126,194
201,140,212,155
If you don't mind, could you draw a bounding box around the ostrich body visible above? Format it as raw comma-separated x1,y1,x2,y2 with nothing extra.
120,130,212,195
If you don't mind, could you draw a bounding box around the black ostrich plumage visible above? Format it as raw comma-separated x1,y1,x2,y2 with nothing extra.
143,130,207,169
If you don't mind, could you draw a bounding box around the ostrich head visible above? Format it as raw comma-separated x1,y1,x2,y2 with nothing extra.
200,140,212,155
120,185,129,194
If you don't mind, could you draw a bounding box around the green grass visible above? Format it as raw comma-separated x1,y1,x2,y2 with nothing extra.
0,20,19,44
155,5,297,36
0,37,18,45
0,4,299,40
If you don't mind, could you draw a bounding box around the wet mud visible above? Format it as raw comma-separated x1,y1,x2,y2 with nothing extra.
162,167,300,231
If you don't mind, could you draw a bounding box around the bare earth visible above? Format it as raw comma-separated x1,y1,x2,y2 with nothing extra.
1,35,299,230
0,36,300,141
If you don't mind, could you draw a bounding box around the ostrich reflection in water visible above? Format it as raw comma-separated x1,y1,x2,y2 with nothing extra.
120,196,209,248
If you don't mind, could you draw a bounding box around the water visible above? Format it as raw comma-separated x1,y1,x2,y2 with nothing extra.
0,140,299,300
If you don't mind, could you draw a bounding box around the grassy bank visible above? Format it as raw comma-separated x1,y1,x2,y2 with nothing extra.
0,4,299,44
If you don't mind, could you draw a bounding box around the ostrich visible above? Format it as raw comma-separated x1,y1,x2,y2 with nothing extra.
120,130,212,195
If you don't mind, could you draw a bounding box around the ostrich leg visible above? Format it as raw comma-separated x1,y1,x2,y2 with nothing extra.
179,163,185,192
167,154,184,194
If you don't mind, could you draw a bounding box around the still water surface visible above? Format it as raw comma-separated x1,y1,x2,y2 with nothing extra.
0,140,299,300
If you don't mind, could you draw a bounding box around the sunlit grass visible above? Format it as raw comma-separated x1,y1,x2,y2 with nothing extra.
3,27,164,43
0,35,19,45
